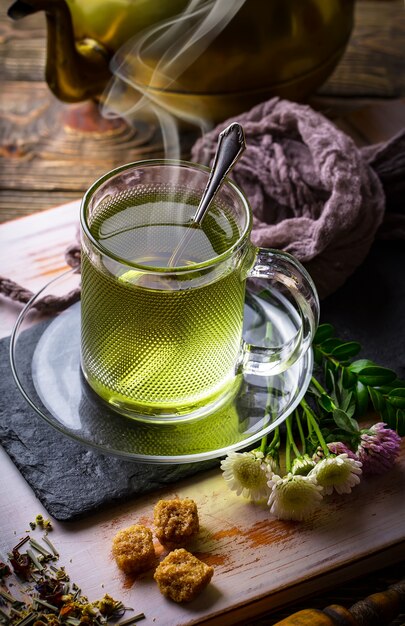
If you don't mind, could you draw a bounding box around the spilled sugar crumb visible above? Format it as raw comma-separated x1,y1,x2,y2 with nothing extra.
244,519,297,547
210,526,240,540
192,552,230,568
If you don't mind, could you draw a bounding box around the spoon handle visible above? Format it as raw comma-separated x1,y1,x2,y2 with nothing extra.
168,122,245,267
192,122,246,224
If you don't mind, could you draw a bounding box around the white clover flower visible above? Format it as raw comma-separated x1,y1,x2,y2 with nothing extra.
311,453,362,495
291,454,316,476
267,473,323,521
220,450,273,501
264,453,280,475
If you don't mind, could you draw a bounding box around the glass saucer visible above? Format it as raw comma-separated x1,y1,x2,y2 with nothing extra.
10,270,313,464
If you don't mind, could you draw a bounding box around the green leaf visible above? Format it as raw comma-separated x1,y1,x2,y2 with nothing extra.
319,338,345,354
306,431,321,455
384,403,397,430
338,388,356,418
396,409,405,437
346,403,356,419
387,388,405,409
309,384,321,398
342,367,357,389
314,323,334,345
368,387,385,414
323,361,337,389
355,381,369,417
349,359,375,374
358,366,397,386
334,383,351,409
341,390,353,411
313,346,323,366
332,408,359,433
318,394,335,413
331,342,362,360
379,380,405,394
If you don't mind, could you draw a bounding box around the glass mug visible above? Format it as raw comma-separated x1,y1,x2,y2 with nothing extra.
80,160,319,421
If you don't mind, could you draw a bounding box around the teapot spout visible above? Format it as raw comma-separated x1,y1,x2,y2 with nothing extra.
8,0,38,18
8,0,111,103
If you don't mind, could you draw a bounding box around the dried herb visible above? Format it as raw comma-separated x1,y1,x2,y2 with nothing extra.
0,532,144,626
8,551,32,581
0,563,11,580
32,517,53,533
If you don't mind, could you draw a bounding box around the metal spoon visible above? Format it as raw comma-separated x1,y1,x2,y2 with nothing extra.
192,122,246,224
169,122,246,266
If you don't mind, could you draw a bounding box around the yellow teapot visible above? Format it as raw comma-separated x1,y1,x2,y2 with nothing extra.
8,0,354,123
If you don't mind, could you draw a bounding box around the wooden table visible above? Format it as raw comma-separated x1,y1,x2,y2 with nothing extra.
1,1,405,624
1,206,405,626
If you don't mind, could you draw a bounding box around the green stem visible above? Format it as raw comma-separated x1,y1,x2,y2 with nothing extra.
295,410,306,454
301,398,329,456
285,415,301,458
269,427,280,450
311,376,327,395
311,376,338,416
275,426,281,450
316,346,340,367
259,435,267,454
285,430,292,473
265,320,273,343
306,412,313,436
261,427,280,456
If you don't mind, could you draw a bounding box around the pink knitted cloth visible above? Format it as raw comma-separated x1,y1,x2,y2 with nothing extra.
192,98,392,299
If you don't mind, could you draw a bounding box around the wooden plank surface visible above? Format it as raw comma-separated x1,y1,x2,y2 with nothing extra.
0,203,405,626
317,0,405,99
0,200,78,336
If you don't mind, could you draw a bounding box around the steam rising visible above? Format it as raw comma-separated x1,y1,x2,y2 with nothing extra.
101,0,246,158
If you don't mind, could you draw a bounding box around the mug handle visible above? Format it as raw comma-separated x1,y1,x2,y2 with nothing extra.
242,248,320,376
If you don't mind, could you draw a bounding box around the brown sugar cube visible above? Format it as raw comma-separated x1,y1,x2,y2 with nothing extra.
154,548,214,603
112,524,155,574
154,498,199,547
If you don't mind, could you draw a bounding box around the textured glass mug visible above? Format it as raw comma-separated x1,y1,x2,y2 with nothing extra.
80,160,319,421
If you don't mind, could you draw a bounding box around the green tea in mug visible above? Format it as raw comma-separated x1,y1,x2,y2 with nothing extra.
81,187,246,417
80,160,319,422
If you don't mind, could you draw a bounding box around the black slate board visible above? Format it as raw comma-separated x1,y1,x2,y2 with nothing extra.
0,327,216,521
0,239,404,521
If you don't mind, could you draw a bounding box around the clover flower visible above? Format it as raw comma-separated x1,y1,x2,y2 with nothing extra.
313,441,356,462
311,453,362,495
356,422,401,475
291,454,316,476
220,450,273,501
267,473,323,521
264,452,280,475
